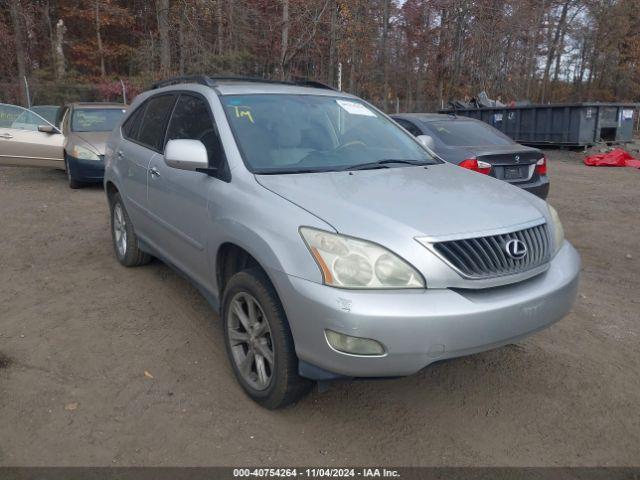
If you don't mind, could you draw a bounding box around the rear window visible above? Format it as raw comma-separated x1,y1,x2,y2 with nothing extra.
426,120,514,146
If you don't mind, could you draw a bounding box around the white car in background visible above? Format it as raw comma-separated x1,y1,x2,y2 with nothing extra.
0,103,64,170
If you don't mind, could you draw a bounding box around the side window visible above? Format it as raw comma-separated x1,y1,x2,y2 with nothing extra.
165,94,225,169
0,104,53,131
122,103,145,140
0,104,25,128
397,119,422,137
137,95,176,151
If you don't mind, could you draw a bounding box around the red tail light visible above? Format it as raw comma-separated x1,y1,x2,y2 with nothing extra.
536,156,547,176
459,158,491,175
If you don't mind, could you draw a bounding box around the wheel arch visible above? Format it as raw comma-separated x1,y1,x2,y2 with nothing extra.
105,180,119,204
216,242,272,297
210,217,324,299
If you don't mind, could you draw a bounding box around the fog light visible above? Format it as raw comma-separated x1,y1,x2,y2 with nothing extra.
325,329,385,356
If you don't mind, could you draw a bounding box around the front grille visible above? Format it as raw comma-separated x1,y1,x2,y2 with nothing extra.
433,223,551,279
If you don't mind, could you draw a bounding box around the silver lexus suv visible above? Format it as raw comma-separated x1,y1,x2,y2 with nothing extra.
104,76,580,409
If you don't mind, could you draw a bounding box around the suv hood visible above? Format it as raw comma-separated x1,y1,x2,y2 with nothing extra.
256,163,546,240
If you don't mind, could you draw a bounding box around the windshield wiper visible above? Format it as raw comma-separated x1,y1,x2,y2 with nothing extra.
257,167,337,175
341,159,431,171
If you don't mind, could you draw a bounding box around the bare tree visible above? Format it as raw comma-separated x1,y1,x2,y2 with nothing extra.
541,0,571,101
156,0,171,74
8,0,29,105
95,1,106,76
381,0,390,110
53,19,66,80
280,0,330,80
1,0,638,108
280,0,289,79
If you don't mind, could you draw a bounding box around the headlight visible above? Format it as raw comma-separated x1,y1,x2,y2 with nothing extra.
71,145,100,161
300,227,425,289
548,205,565,253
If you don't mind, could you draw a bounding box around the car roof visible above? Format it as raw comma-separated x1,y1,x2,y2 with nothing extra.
152,81,354,98
213,81,352,97
148,75,354,98
392,113,477,123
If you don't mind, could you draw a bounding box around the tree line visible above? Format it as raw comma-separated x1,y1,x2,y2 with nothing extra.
1,0,639,110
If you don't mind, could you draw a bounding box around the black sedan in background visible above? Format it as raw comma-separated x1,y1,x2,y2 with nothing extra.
392,113,549,199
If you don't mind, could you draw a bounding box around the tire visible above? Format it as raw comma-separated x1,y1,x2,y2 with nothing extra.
109,192,152,267
65,156,85,189
222,268,312,409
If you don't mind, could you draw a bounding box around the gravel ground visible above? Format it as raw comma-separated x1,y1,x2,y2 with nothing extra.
0,149,639,466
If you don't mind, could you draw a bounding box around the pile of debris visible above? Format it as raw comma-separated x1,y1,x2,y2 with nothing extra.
449,91,532,110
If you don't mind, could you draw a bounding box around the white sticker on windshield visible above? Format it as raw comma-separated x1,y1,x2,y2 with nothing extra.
336,100,377,117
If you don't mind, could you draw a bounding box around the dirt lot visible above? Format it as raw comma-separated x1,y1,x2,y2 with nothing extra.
0,150,639,466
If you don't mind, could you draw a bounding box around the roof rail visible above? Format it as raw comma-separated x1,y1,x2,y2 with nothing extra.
212,77,336,90
151,75,215,89
290,78,336,91
208,76,291,85
151,75,337,91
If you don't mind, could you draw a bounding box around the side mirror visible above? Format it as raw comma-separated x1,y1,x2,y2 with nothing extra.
38,124,59,134
164,139,211,173
416,134,435,150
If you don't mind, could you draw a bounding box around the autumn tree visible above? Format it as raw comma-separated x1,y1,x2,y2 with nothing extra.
0,0,638,108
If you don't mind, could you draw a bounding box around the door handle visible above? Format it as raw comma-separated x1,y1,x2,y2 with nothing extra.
0,133,13,139
150,167,161,178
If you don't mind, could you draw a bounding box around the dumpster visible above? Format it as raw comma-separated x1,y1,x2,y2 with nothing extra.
439,103,639,147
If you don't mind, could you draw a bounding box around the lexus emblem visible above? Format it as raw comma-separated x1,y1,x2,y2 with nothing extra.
505,239,527,259
514,155,520,163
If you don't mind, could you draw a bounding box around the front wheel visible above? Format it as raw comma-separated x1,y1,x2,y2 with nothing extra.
65,156,85,189
222,268,312,409
109,192,151,267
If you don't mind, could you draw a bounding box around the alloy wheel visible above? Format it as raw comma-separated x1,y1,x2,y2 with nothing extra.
113,203,127,258
227,292,274,391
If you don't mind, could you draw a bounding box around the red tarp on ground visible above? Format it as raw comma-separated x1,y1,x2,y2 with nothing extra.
584,148,640,169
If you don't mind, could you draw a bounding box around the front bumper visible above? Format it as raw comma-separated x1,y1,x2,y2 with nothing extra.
271,241,580,379
66,154,105,182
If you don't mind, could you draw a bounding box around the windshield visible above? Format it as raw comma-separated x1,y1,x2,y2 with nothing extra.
427,120,514,146
71,108,126,132
222,94,437,173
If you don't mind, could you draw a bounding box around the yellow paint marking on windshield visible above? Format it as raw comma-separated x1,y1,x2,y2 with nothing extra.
233,106,254,123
